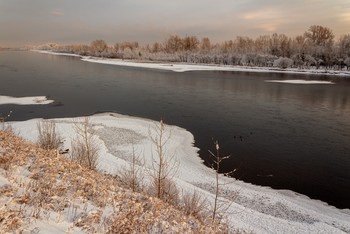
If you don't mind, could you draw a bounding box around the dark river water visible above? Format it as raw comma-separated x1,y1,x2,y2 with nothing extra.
1,51,350,209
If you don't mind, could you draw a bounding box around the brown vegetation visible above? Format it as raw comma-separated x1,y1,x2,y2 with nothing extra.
37,120,62,150
0,130,231,233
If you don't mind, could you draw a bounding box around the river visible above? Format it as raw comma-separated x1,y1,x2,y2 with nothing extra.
1,50,350,208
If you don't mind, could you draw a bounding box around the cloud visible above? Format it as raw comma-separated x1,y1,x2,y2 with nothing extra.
50,9,64,17
238,7,287,33
339,12,350,22
1,0,350,47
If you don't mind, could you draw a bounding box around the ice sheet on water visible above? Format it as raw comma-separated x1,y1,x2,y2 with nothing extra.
265,80,335,84
0,95,54,105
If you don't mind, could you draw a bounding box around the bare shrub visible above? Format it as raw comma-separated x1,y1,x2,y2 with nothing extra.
37,120,62,150
0,111,13,132
150,177,179,205
273,57,294,69
70,117,99,170
182,190,207,221
119,140,145,192
0,144,19,171
148,120,179,205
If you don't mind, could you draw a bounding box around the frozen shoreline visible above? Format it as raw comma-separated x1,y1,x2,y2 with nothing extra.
7,113,350,233
0,95,54,105
33,49,350,77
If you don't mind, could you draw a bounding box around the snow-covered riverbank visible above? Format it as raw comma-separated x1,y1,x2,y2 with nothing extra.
7,113,350,233
33,50,350,77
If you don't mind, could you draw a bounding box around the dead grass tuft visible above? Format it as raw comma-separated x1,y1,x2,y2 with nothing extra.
37,120,62,150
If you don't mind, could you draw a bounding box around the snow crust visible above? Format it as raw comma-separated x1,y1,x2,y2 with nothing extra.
81,57,243,73
8,113,350,234
0,95,54,105
32,49,82,57
265,80,335,84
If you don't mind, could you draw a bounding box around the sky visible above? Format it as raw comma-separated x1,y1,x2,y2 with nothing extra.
1,0,350,47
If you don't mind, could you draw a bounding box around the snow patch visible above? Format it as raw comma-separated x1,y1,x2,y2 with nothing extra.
265,80,335,84
81,57,239,72
32,49,82,58
8,113,350,234
0,95,54,105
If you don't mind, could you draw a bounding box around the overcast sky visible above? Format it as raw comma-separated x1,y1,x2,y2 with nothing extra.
1,0,350,47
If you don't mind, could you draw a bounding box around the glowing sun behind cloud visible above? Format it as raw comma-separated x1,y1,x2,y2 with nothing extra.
240,7,285,33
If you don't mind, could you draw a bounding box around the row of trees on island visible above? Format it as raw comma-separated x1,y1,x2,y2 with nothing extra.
37,25,350,70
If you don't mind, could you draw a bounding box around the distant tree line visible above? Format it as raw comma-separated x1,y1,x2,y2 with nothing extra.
37,25,350,70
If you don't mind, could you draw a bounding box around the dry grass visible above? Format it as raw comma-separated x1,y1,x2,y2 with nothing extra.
70,117,99,170
0,130,231,233
37,120,62,150
181,190,207,221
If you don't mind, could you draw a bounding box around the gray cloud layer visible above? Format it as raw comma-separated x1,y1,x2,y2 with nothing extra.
1,0,350,46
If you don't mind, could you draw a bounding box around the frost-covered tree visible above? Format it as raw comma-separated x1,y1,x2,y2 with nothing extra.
338,34,350,57
38,23,350,71
273,57,294,69
344,57,350,70
304,25,334,63
304,54,317,68
90,40,108,57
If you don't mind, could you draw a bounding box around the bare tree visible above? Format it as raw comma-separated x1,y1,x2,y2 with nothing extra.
183,36,199,51
70,117,99,170
151,42,162,53
164,35,183,53
148,120,179,204
200,37,211,52
304,25,334,47
209,141,235,222
255,35,271,54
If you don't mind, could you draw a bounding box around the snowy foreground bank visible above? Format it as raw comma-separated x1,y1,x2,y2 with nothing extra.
7,113,350,233
34,50,350,77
